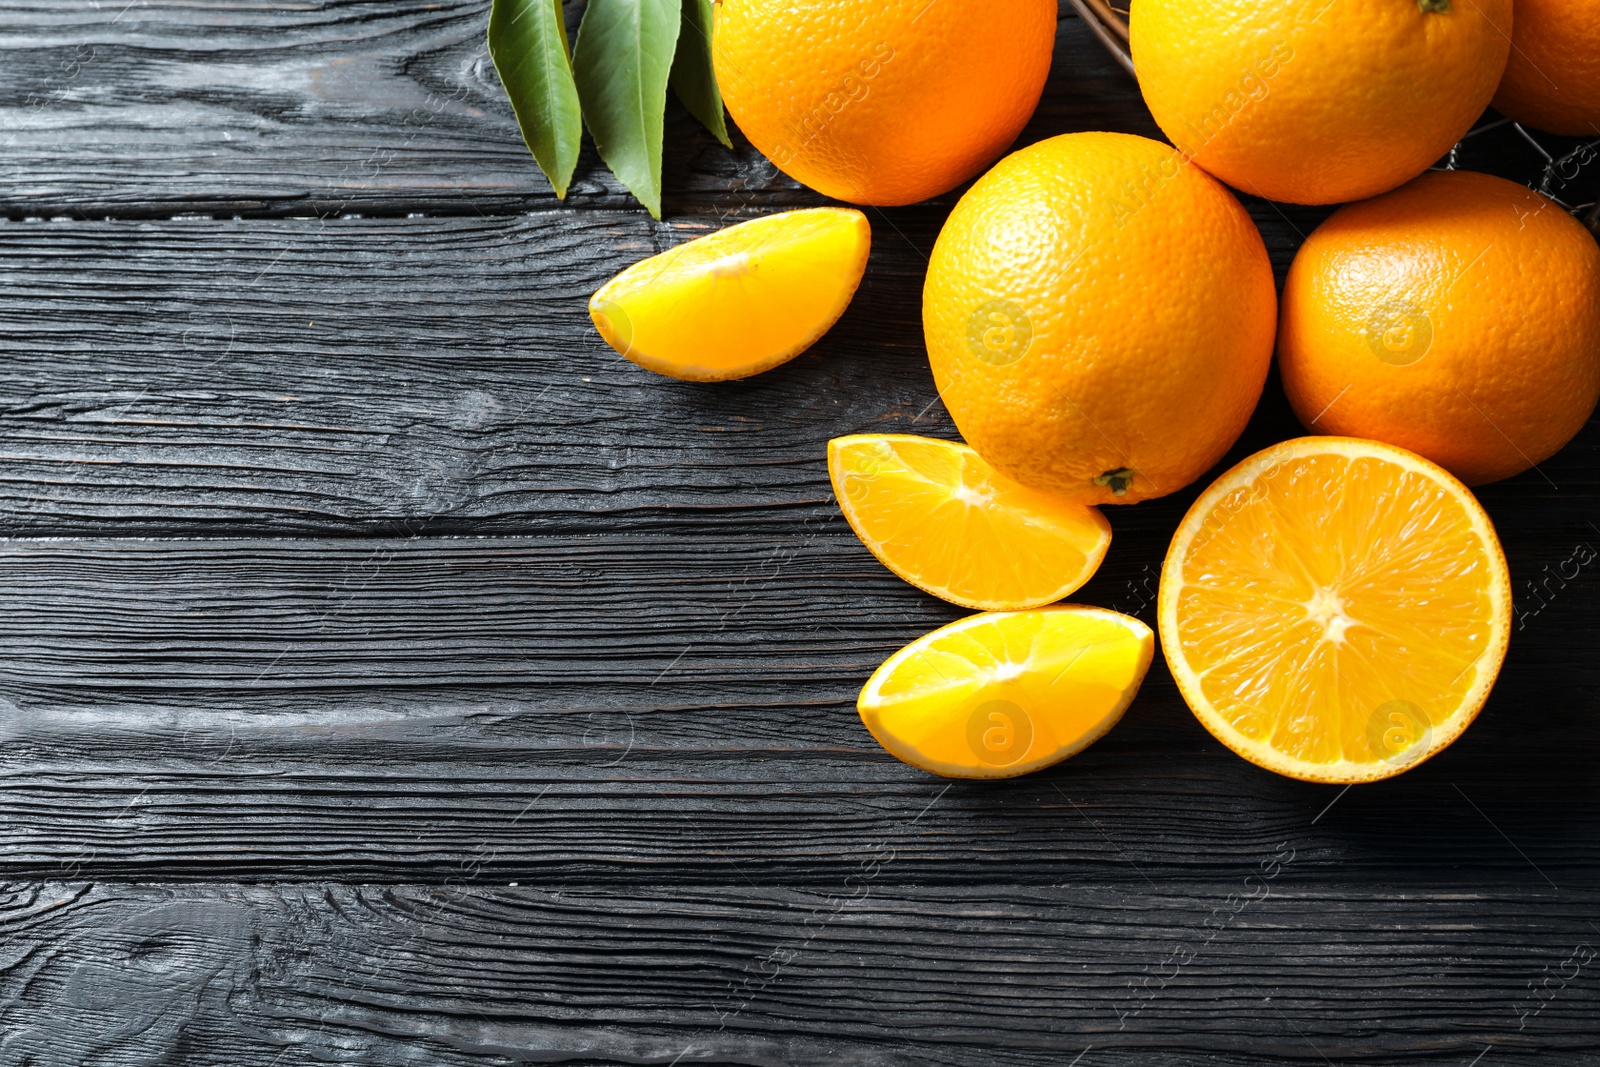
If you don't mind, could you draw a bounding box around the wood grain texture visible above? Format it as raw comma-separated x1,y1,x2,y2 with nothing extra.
1,881,1599,1065
0,532,1596,889
0,0,1580,222
4,0,1600,1062
0,206,1591,537
0,209,931,535
0,1,1143,219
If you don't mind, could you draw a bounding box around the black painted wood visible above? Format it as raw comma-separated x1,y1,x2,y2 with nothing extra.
0,0,1140,219
2,1,1599,1064
2,882,1599,1065
0,210,937,535
0,532,1596,895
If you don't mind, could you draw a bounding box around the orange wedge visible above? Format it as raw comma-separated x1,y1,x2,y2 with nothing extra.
858,607,1154,779
588,207,871,382
1159,436,1512,784
828,435,1112,610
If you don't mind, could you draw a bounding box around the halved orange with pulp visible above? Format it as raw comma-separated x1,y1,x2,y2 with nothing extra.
1159,436,1511,783
858,606,1154,779
589,207,871,382
829,434,1112,610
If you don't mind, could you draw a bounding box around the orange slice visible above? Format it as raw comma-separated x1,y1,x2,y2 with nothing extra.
588,207,871,382
858,607,1154,779
828,434,1113,610
1159,436,1511,784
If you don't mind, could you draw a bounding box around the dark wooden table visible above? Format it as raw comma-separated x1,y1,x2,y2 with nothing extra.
2,3,1599,1063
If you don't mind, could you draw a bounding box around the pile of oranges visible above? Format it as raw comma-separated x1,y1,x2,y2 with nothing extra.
587,0,1600,785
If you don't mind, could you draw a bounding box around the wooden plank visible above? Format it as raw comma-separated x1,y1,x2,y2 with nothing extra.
1,1,1582,223
0,210,923,534
1,881,1597,1064
0,534,1596,884
0,208,1330,537
0,2,1145,218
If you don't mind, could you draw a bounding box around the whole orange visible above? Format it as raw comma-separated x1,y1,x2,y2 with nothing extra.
1492,0,1600,136
1279,170,1600,486
923,132,1277,506
712,0,1056,207
1130,0,1512,206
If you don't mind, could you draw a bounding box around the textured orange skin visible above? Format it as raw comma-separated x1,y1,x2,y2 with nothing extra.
712,0,1056,207
1130,0,1512,206
1279,170,1600,486
1492,0,1600,136
923,132,1278,506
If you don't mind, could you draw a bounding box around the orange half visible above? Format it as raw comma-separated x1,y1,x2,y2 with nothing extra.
858,607,1154,779
829,434,1112,610
1159,436,1511,783
589,208,871,382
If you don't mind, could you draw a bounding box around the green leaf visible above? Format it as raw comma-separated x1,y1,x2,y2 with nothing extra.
669,0,731,148
488,0,583,199
573,0,683,219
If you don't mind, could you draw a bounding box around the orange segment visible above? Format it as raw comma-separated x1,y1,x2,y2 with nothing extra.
588,208,871,382
828,434,1113,610
1159,436,1511,784
858,607,1154,779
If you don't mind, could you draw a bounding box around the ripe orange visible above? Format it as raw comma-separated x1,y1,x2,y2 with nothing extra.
1160,437,1511,784
1279,170,1600,486
588,208,870,382
923,132,1277,506
1492,0,1600,136
712,0,1056,206
828,434,1112,611
1130,0,1512,205
858,607,1153,779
